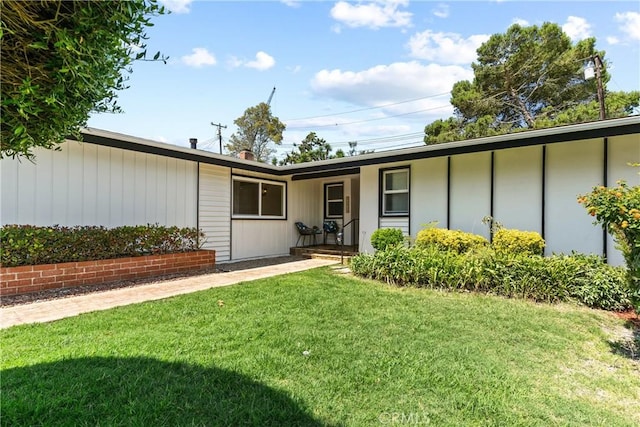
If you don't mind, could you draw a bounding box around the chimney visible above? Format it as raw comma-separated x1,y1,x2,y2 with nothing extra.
189,138,198,149
239,150,255,161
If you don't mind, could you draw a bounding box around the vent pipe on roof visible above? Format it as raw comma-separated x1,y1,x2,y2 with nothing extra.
189,138,198,149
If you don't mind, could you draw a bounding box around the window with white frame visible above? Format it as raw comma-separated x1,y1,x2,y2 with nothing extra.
325,183,344,219
232,176,286,219
381,168,409,216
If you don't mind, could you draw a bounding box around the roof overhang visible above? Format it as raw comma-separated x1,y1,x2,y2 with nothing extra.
74,116,639,180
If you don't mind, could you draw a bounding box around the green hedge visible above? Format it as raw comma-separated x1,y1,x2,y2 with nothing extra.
1,224,204,267
370,228,405,251
492,228,545,256
415,228,489,254
351,246,631,311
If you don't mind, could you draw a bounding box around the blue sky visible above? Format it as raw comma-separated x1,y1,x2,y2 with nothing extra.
87,0,640,158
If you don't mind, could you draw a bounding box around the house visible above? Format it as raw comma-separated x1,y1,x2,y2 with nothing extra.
2,116,639,266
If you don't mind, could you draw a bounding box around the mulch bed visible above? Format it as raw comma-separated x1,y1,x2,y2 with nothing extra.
0,256,305,308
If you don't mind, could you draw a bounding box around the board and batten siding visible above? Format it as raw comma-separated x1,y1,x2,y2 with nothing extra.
1,140,197,228
198,164,231,262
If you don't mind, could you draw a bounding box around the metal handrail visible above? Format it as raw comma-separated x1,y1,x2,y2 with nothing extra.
338,218,359,264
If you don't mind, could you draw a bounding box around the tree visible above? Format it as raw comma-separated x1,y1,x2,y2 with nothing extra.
424,23,640,144
1,0,167,159
279,132,340,165
226,103,286,163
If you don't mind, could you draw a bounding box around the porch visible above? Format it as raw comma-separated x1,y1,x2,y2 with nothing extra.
290,244,359,264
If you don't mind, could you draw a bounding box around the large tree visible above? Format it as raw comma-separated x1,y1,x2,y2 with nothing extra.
279,132,344,165
1,0,167,159
424,23,639,144
226,102,286,163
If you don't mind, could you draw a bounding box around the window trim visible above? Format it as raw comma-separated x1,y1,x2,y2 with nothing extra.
232,175,287,220
379,166,410,217
324,182,344,220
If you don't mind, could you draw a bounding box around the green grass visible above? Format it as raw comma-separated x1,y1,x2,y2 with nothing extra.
2,267,639,426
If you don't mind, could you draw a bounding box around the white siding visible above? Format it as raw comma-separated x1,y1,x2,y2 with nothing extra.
199,164,231,261
545,139,603,256
1,140,197,228
606,134,640,265
493,146,543,233
450,152,492,240
232,220,290,259
359,166,379,253
379,217,409,235
411,157,447,236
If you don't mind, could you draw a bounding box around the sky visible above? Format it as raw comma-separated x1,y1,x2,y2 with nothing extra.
87,0,640,159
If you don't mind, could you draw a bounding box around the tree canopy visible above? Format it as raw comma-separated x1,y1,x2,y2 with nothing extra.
1,0,167,159
279,132,344,165
424,22,639,144
225,102,286,163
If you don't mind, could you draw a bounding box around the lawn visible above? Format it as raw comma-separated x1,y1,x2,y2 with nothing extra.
2,267,639,426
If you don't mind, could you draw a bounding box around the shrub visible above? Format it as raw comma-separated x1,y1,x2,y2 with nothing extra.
415,228,488,254
370,228,405,251
351,247,631,311
579,180,640,310
492,228,545,256
0,224,204,267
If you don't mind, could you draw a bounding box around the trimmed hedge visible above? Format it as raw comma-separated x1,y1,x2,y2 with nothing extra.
370,228,405,251
1,224,204,267
415,228,489,254
492,228,545,256
351,246,631,311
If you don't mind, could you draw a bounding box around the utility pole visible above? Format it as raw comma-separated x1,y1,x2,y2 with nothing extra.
211,122,227,154
593,54,606,120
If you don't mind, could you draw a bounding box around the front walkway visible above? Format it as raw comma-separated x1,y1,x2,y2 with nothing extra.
0,258,337,329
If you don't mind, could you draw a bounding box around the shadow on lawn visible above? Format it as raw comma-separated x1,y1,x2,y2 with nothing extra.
608,320,640,362
1,356,327,427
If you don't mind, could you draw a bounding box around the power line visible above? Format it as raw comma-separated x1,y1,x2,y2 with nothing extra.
283,91,451,122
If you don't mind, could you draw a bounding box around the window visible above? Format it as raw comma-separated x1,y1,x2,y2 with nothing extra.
381,168,409,216
325,183,344,219
232,176,285,218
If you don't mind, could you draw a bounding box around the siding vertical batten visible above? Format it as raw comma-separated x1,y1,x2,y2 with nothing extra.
446,156,451,229
490,151,495,242
196,161,200,247
541,145,546,244
603,137,608,260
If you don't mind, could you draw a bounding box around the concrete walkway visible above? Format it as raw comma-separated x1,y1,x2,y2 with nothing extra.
1,258,338,329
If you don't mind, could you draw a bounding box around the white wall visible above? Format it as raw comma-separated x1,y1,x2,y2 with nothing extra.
606,134,640,265
411,157,448,235
545,139,603,256
1,140,197,228
450,152,492,240
493,146,543,233
199,164,231,261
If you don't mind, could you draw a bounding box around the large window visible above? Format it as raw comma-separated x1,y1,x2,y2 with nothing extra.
325,183,344,219
232,176,286,219
381,168,409,216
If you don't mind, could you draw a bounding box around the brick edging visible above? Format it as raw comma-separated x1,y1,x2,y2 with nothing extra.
0,250,216,297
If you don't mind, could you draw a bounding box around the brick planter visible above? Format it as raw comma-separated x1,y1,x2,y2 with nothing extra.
0,250,215,297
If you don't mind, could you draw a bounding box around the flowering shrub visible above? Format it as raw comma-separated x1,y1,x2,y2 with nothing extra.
578,180,640,309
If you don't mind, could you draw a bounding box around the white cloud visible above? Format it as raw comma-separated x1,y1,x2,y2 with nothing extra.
407,30,490,65
330,0,412,30
181,48,216,67
288,65,302,73
310,61,472,111
512,17,529,26
229,51,276,71
281,0,301,7
432,3,449,19
607,36,620,45
246,51,276,71
562,16,591,41
159,0,192,14
615,11,640,41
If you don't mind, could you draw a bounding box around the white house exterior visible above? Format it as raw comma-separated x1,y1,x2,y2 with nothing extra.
2,117,639,264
